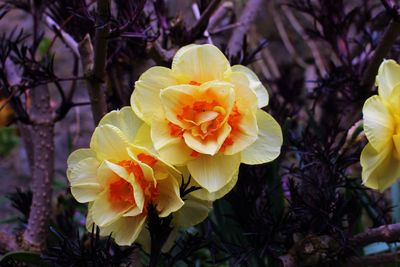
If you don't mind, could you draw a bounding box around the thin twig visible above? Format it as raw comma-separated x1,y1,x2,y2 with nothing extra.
188,0,221,41
79,0,110,126
349,223,400,248
227,0,263,59
360,20,400,90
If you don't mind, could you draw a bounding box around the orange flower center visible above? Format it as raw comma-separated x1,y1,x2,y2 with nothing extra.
108,153,159,213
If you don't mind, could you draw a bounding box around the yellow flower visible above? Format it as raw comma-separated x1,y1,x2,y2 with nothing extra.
131,44,283,200
361,59,400,191
67,107,185,246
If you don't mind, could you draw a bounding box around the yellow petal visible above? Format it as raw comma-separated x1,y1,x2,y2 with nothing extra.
71,184,102,203
223,110,258,155
363,95,394,150
171,44,230,84
131,66,177,124
99,107,143,144
151,115,193,165
228,71,258,113
67,157,102,203
241,110,282,164
90,125,130,162
360,142,400,191
172,196,212,227
67,148,96,168
160,84,198,127
91,191,132,227
132,174,145,212
88,206,146,246
231,65,269,108
128,145,181,181
191,170,238,201
97,161,121,186
160,81,236,127
187,153,241,193
183,123,231,155
134,123,154,151
111,215,146,246
376,59,400,100
155,176,184,217
103,160,130,181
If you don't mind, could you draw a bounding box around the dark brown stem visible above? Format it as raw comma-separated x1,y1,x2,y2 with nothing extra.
349,223,400,248
227,0,263,58
189,0,222,39
348,251,400,266
22,83,54,251
360,20,400,90
79,0,110,126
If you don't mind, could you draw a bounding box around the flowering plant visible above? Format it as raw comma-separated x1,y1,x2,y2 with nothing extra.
131,44,283,199
361,59,400,191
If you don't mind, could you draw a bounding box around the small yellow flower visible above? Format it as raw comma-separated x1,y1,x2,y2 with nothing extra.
67,107,185,246
361,59,400,191
131,44,283,200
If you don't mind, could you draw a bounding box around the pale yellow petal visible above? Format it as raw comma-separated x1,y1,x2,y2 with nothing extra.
155,176,184,217
134,123,154,151
376,59,400,100
67,157,100,185
71,184,102,203
183,123,231,155
67,148,96,168
151,115,193,165
131,66,178,124
223,111,258,155
89,209,146,246
123,206,142,217
99,107,143,144
132,174,145,212
172,196,211,227
231,65,269,108
90,125,130,162
360,142,400,191
91,191,132,227
241,110,282,164
191,170,238,201
67,157,102,203
97,161,120,186
187,153,241,193
103,160,130,181
171,44,230,84
159,84,198,127
363,95,394,150
112,215,146,246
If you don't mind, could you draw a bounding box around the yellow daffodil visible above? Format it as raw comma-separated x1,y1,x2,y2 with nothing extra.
361,59,400,191
131,44,283,200
67,107,186,246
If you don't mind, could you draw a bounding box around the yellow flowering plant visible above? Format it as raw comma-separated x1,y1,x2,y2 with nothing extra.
361,59,400,191
131,44,283,200
67,107,210,246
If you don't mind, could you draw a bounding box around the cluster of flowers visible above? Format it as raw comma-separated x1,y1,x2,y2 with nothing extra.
66,44,283,247
67,42,400,247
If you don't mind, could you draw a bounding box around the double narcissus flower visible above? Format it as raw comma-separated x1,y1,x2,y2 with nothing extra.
67,107,186,245
131,44,283,199
361,59,400,191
